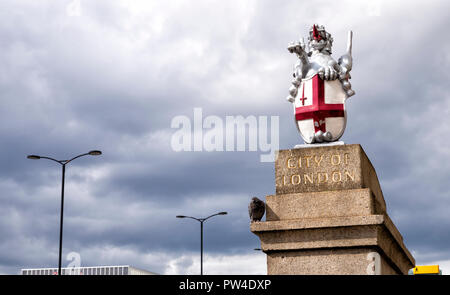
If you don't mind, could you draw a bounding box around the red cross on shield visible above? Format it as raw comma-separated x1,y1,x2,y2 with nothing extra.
293,74,347,143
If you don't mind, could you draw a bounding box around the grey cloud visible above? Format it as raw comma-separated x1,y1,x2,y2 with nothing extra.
1,0,450,274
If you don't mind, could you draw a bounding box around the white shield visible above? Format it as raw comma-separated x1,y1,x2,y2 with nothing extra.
293,74,347,143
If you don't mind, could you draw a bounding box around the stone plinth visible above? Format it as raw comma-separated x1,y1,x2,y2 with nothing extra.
251,144,415,275
275,144,386,213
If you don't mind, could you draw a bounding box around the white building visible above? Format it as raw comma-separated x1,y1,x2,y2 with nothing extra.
21,265,157,275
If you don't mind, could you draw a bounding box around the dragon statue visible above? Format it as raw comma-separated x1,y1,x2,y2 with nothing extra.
286,24,355,144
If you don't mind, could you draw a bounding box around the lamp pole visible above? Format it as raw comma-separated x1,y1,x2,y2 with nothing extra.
176,212,227,275
27,150,102,275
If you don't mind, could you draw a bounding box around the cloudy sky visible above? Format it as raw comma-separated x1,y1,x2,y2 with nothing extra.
1,0,449,275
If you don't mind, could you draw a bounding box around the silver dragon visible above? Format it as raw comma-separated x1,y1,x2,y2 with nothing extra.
286,24,355,104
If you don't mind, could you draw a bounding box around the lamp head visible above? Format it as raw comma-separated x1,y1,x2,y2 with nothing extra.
27,155,41,160
88,150,102,156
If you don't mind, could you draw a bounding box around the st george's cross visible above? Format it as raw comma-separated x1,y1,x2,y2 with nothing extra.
293,74,347,143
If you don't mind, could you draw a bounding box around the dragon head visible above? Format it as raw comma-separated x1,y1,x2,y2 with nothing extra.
308,24,333,54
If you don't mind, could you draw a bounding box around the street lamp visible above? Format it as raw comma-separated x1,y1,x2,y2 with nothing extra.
27,150,102,275
176,211,227,275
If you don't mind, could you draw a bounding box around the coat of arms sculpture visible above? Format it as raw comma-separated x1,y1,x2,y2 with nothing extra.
287,24,354,144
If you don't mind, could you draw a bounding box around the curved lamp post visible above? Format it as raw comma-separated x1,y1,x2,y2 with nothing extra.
27,150,102,275
176,211,227,275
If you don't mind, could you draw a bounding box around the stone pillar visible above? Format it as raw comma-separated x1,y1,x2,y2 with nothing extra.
250,144,415,274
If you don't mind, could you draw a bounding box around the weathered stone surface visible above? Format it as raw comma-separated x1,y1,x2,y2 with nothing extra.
266,188,385,221
251,214,415,274
267,248,398,275
275,144,386,213
251,144,415,274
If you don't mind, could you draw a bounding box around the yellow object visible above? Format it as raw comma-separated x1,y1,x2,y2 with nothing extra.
413,265,440,275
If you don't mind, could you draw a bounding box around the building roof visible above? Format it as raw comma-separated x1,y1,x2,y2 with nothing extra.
20,265,158,275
